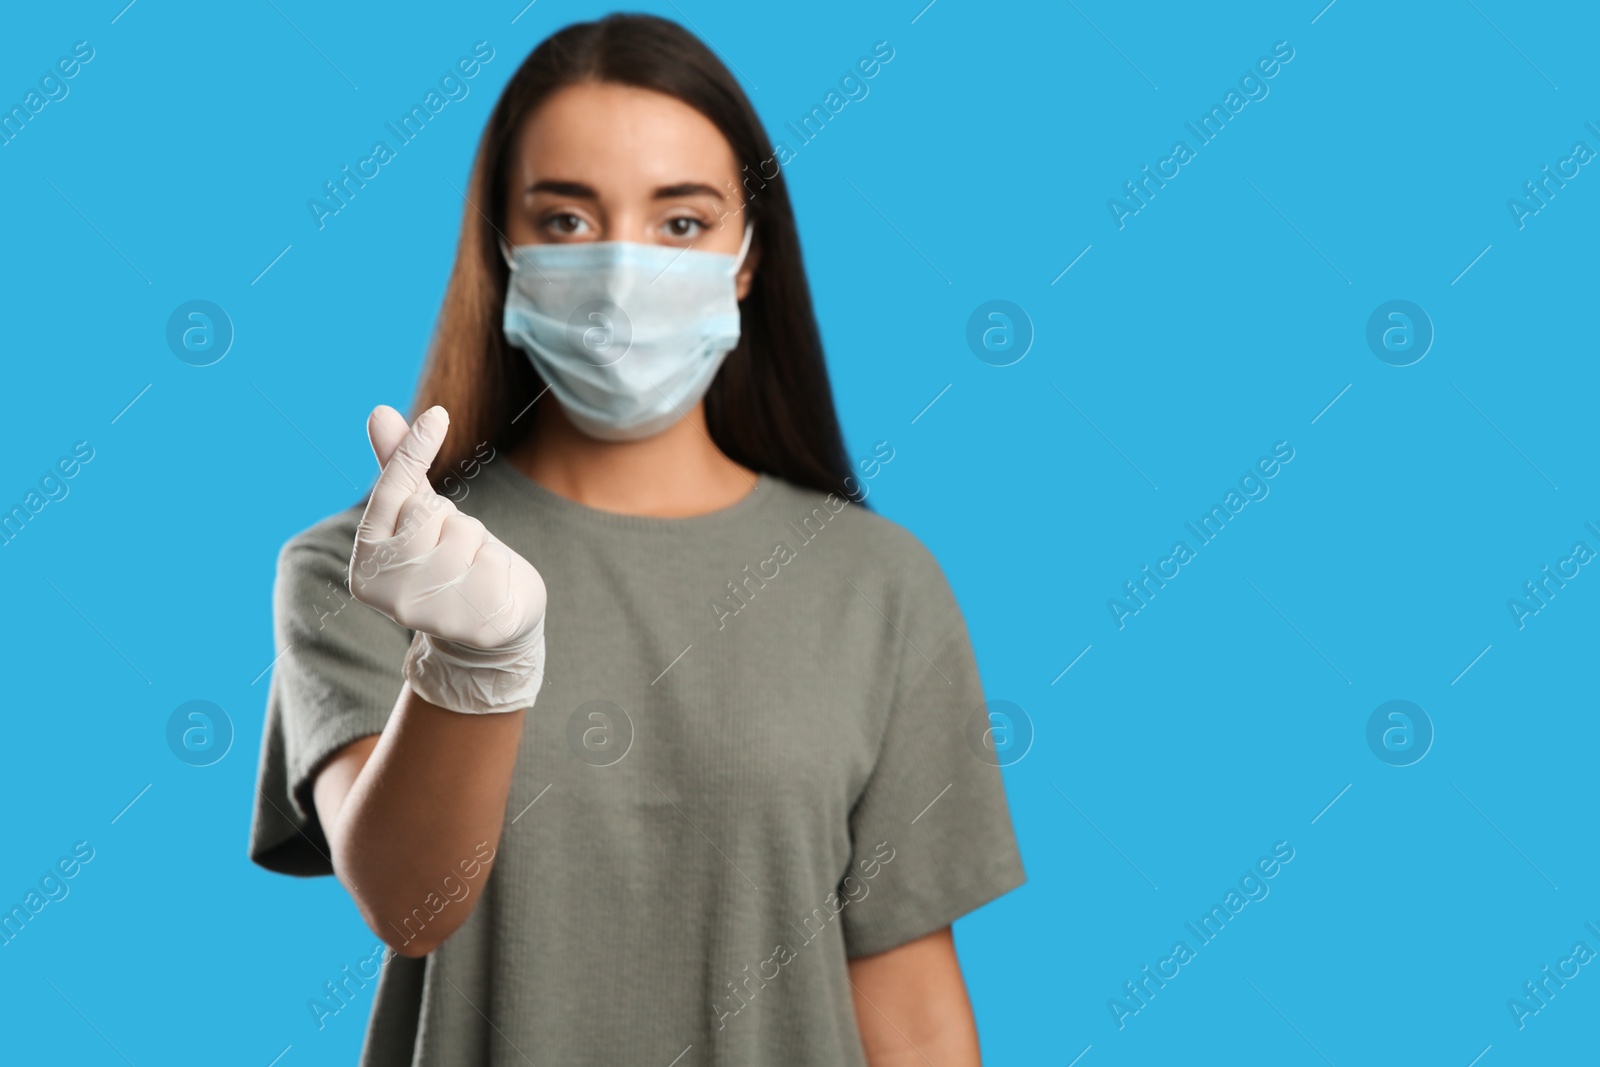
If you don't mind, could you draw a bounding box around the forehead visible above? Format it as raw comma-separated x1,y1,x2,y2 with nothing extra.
509,80,739,192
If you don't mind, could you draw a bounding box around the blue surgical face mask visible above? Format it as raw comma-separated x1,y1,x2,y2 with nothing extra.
499,223,755,442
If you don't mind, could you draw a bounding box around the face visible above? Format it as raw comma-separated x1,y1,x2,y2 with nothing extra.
503,80,759,300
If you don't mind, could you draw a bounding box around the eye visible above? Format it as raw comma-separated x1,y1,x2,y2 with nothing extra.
664,216,707,239
541,212,590,238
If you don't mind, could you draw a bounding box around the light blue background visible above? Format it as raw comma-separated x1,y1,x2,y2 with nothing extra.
2,1,1596,1063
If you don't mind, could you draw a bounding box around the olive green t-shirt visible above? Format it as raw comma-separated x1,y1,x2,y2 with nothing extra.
248,457,1026,1065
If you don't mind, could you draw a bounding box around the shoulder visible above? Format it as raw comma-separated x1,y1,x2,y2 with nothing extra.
269,501,406,648
275,503,365,588
759,476,954,607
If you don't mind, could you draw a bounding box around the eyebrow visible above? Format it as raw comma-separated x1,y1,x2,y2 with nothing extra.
524,179,726,201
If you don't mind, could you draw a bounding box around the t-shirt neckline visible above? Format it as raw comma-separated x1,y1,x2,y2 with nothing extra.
486,458,775,533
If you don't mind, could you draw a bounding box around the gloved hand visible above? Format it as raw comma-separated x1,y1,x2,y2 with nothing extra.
348,404,548,714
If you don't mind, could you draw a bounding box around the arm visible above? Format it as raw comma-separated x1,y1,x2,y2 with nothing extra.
310,403,547,958
311,684,524,958
849,926,983,1066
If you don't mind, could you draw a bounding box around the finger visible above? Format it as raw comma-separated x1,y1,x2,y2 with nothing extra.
363,405,448,536
434,511,490,566
393,488,455,555
367,404,411,470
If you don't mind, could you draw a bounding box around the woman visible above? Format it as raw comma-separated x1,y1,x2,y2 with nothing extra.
249,13,1025,1065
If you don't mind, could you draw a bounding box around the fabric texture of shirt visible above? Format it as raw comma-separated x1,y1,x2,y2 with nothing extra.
248,457,1026,1065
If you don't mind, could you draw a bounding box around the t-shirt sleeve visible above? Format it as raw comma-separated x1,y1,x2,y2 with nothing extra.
840,535,1027,958
248,507,413,877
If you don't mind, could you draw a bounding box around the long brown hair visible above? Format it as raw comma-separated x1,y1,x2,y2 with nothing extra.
413,13,860,504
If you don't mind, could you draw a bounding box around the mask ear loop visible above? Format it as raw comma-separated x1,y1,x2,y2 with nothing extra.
498,236,516,271
729,220,755,275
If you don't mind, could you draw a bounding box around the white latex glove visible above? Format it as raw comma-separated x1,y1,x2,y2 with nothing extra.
348,404,548,714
